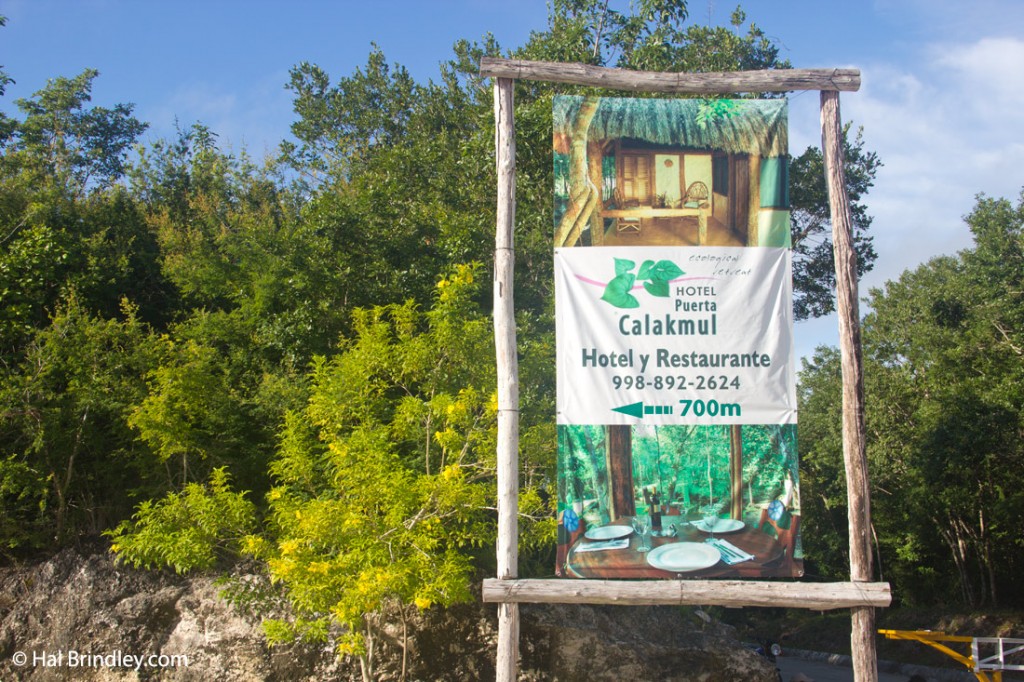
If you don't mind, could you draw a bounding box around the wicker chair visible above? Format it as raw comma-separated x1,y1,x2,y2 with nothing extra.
684,181,710,208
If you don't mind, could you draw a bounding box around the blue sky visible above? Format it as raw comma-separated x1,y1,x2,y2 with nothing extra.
2,0,1023,358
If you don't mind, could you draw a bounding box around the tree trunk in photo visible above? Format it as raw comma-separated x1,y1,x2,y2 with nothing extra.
576,427,605,514
980,506,997,605
359,618,376,682
554,97,600,247
606,425,635,519
588,139,606,245
729,425,743,520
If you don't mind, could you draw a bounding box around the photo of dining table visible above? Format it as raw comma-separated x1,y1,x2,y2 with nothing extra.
564,515,800,580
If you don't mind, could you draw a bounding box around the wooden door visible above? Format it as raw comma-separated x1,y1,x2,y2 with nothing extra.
620,154,651,204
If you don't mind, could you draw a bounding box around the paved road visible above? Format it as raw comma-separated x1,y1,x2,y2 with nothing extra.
775,656,916,682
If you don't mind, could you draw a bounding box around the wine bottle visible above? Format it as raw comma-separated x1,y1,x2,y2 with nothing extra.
650,487,662,532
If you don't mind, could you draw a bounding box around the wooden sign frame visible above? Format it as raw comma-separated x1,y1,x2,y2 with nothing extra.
481,56,889,682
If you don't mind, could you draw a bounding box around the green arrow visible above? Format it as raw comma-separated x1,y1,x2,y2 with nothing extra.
612,401,644,419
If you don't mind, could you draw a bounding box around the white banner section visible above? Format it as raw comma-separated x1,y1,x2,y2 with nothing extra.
555,246,796,426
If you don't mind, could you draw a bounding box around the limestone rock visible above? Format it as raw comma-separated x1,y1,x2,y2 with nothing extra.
0,547,780,681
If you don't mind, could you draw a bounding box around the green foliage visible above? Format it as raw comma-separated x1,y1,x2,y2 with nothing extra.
4,68,147,197
0,68,168,360
0,3,893,630
107,467,256,574
128,322,268,485
0,454,48,552
250,267,551,663
522,0,783,74
799,190,1024,607
282,45,418,187
0,297,165,546
0,189,171,359
790,126,880,319
561,423,796,525
0,62,175,550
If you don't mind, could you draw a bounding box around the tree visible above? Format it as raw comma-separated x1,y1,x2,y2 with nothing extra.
5,69,147,198
790,126,880,320
0,15,15,148
246,266,551,680
0,297,165,548
0,69,163,362
799,190,1024,607
281,45,419,189
106,467,256,574
522,1,784,72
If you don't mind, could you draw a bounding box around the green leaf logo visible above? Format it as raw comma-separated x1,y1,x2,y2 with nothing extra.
600,259,684,308
601,273,639,308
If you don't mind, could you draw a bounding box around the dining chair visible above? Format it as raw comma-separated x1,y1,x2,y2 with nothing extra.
758,506,800,567
613,188,642,233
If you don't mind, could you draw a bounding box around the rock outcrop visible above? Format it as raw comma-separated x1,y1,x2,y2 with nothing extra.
0,546,780,681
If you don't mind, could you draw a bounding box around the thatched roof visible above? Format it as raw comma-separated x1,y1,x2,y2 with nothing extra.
553,95,787,157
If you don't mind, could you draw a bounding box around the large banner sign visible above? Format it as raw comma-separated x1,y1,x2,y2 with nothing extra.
554,96,803,579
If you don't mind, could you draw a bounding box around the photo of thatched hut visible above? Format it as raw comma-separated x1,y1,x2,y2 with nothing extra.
553,96,789,248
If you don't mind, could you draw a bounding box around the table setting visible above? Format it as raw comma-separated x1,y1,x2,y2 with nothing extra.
564,511,793,579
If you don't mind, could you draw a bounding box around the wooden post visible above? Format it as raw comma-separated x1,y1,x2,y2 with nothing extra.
493,77,520,682
820,90,877,682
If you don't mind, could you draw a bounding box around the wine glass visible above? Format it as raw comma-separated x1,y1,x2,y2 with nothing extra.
702,507,718,540
631,514,651,553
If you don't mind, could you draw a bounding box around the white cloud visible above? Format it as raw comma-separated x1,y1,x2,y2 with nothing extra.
140,69,294,158
929,37,1024,131
792,33,1024,357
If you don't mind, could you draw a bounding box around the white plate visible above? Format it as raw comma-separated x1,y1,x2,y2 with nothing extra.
646,542,721,572
584,525,633,541
694,518,744,534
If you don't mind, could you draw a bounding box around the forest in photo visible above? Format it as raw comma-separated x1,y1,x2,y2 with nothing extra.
559,424,797,527
1,1,1022,677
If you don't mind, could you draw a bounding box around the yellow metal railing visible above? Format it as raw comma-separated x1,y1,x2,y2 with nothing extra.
879,629,1024,682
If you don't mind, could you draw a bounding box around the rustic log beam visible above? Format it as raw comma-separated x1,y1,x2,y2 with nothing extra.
493,77,519,682
482,579,892,610
821,89,878,682
480,57,860,93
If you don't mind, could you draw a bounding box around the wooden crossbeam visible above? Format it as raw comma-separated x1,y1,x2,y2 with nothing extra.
484,578,891,610
479,57,860,93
